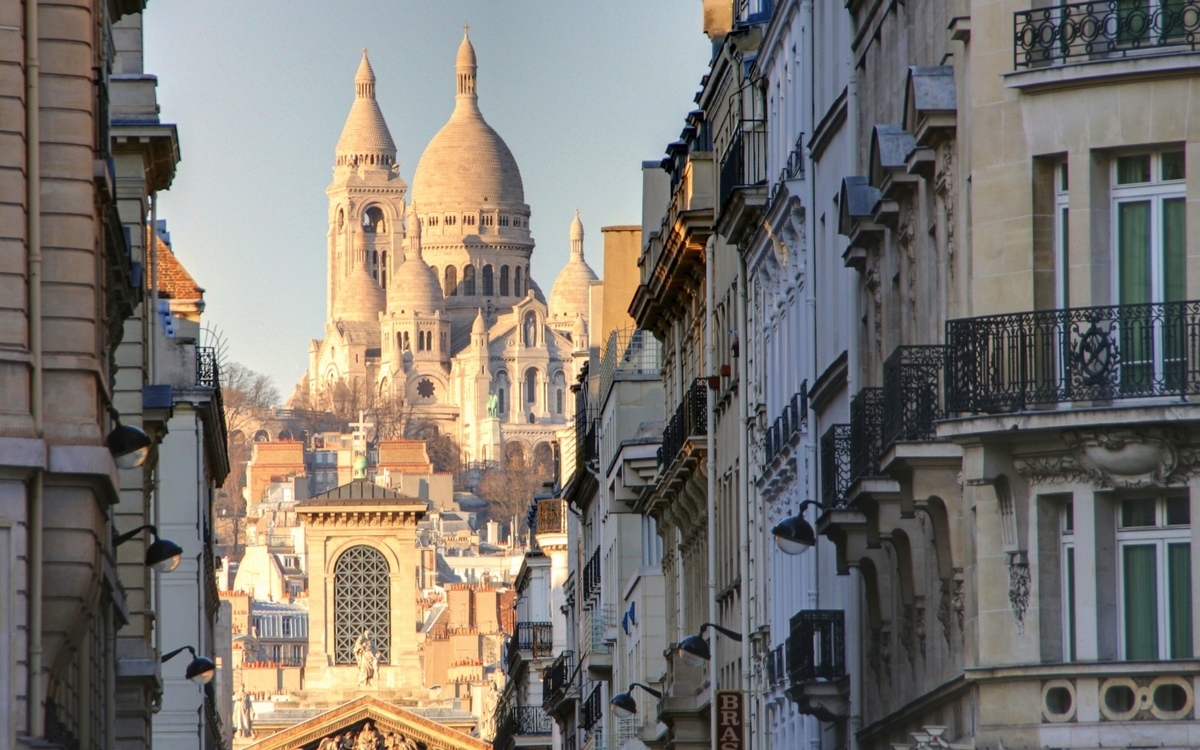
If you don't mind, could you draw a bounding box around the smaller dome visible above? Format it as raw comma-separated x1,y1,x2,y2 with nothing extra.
472,308,487,334
550,211,598,320
388,219,445,315
335,49,396,164
335,265,386,323
457,31,477,69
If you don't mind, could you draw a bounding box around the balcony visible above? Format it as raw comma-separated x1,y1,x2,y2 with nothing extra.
849,387,885,484
717,115,769,243
494,705,553,750
767,130,806,213
535,498,567,536
542,650,576,715
1014,0,1200,69
581,604,614,679
764,643,786,689
657,379,709,471
784,609,849,721
575,407,599,478
580,684,603,731
881,345,945,452
945,300,1200,414
506,622,554,668
582,548,600,603
819,425,851,510
598,328,663,404
763,384,808,471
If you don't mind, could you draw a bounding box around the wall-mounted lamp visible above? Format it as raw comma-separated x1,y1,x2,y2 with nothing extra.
771,500,821,556
106,407,152,469
678,622,743,668
610,682,662,719
161,645,215,684
115,524,183,572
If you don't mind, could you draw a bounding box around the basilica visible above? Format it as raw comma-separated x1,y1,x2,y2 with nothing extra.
303,33,597,463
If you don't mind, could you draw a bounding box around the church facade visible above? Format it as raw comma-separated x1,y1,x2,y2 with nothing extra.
305,33,597,465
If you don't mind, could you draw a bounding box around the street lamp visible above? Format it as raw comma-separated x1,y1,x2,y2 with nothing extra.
610,682,662,719
677,622,743,668
771,500,821,555
161,646,216,684
115,524,184,572
105,407,153,469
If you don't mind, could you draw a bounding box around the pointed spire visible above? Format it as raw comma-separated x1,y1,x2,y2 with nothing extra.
473,308,487,335
356,49,376,99
408,215,423,262
570,209,584,258
336,49,396,165
457,26,477,98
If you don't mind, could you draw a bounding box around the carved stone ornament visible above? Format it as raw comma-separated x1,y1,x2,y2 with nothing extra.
1008,552,1031,634
1015,427,1200,488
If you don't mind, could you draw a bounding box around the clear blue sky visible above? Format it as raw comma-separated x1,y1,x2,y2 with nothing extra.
145,1,713,398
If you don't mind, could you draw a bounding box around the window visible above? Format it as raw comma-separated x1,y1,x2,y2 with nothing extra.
282,617,293,637
465,214,476,226
333,545,391,665
428,215,439,227
1112,150,1186,390
482,265,494,296
498,387,506,414
292,645,303,662
483,213,495,227
444,215,457,226
363,206,385,233
526,368,537,404
273,645,281,662
500,215,510,227
500,265,510,296
444,266,458,297
380,251,388,288
515,266,524,297
463,265,477,296
556,388,563,414
1061,501,1076,661
440,331,447,352
1117,495,1191,660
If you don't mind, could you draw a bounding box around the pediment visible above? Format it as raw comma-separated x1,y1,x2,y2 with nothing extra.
243,695,489,750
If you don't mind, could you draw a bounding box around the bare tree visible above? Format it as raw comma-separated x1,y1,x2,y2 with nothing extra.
216,362,281,557
476,441,554,534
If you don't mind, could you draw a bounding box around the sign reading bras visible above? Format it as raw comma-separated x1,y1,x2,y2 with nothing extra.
716,690,744,750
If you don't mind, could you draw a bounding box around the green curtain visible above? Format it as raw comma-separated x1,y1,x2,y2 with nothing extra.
1120,201,1153,390
1168,543,1192,658
1124,544,1160,659
1066,546,1077,661
1163,197,1187,388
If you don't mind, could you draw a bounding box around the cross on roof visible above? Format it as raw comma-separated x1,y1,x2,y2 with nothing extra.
349,410,373,444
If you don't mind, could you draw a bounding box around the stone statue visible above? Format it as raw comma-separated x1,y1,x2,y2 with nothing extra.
354,721,381,750
232,687,254,738
487,391,499,418
354,629,379,687
317,737,339,750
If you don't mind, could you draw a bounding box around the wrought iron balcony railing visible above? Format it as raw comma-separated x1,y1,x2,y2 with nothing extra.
196,346,219,388
763,383,808,469
575,406,599,477
820,424,851,510
582,548,601,604
785,609,846,683
764,642,786,687
581,604,614,658
881,345,945,452
849,388,885,484
495,705,553,748
1015,0,1200,69
945,300,1200,413
542,650,576,711
657,379,709,469
535,498,568,536
507,622,554,662
768,130,806,210
580,684,604,731
719,116,769,212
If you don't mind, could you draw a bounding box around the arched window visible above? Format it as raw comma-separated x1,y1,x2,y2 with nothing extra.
363,206,385,234
500,265,510,296
380,251,388,288
482,265,494,296
440,331,447,352
444,266,458,297
525,368,537,404
463,265,477,296
498,388,506,414
515,266,523,297
333,545,390,665
556,389,564,414
524,311,538,347
402,331,410,351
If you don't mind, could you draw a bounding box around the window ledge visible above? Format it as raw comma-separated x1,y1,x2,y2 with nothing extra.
1006,50,1200,93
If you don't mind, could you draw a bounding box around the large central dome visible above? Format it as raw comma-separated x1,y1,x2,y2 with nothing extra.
410,32,525,207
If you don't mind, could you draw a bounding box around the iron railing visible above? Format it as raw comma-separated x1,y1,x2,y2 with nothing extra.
575,406,599,477
582,548,601,604
495,705,553,748
719,116,769,212
881,345,945,452
763,383,808,469
1015,0,1200,69
945,300,1200,413
582,604,614,658
542,650,575,711
535,498,568,536
765,643,786,687
196,346,218,387
849,388,885,483
768,131,806,210
580,684,604,731
657,379,709,469
599,328,662,401
786,609,845,683
507,622,554,661
820,425,852,509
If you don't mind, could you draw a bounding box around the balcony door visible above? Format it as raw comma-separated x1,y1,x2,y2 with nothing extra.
1112,150,1186,391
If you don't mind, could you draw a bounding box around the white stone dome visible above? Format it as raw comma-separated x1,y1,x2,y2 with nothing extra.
335,264,386,323
550,210,598,320
409,33,524,207
335,50,396,165
388,222,445,315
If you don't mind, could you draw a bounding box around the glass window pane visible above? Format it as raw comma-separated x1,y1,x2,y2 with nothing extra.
1166,495,1191,526
1118,154,1152,184
1168,543,1192,658
1066,546,1077,661
1119,201,1152,305
1162,150,1186,181
1164,198,1187,303
1061,161,1069,192
1122,498,1158,527
1060,207,1070,308
1064,501,1075,533
1123,544,1160,660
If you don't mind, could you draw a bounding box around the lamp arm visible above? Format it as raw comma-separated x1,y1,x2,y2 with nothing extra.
161,645,195,663
115,524,159,547
628,682,662,699
797,499,823,513
699,622,744,643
